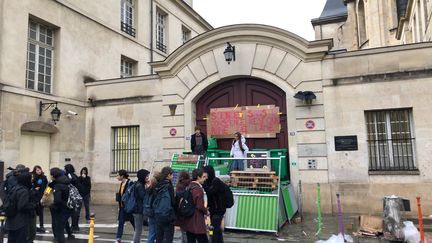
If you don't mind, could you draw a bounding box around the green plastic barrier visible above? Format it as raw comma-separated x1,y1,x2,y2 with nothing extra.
269,148,288,181
208,137,218,149
218,150,231,166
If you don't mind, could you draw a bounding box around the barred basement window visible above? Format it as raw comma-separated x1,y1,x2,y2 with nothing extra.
121,0,136,37
26,20,54,93
112,126,140,173
156,10,167,53
366,109,417,171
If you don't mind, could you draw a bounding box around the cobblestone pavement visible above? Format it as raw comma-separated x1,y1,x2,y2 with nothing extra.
23,205,431,242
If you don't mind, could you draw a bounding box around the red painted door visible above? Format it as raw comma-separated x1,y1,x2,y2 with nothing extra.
196,78,288,150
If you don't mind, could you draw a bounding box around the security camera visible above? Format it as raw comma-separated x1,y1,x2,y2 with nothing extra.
67,110,78,116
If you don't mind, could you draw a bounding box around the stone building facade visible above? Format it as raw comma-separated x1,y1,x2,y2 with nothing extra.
1,0,432,215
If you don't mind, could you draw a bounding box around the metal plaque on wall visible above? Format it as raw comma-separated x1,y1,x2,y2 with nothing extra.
335,135,358,151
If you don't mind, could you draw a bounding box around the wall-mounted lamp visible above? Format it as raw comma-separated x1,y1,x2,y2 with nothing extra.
39,101,62,124
294,91,316,105
224,42,235,64
169,104,177,116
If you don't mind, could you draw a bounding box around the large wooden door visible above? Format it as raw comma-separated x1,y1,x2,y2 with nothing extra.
196,78,288,150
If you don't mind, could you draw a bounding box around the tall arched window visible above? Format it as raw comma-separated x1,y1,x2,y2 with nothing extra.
357,0,367,47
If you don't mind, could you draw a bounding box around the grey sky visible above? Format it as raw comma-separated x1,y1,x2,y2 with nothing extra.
193,0,327,41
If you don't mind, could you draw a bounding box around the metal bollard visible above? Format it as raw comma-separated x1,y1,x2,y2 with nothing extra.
316,183,322,237
0,211,6,243
88,213,95,243
336,193,345,237
416,197,425,243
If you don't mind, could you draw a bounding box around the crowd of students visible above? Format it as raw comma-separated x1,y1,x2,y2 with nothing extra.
2,162,230,243
115,165,229,243
2,164,91,243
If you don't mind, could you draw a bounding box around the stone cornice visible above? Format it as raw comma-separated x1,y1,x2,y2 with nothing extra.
151,24,333,78
85,75,159,87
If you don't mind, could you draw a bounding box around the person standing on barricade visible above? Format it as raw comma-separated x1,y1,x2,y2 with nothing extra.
191,126,208,158
230,132,249,171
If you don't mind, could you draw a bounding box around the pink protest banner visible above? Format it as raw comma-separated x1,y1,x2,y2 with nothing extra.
207,105,280,138
207,107,246,138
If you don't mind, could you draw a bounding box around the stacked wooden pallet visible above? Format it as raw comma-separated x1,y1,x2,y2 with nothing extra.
230,171,278,190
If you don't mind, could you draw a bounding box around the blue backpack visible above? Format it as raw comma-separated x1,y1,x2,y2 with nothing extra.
152,187,175,224
121,181,136,214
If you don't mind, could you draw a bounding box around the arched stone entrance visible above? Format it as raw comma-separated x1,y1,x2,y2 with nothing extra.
195,77,288,150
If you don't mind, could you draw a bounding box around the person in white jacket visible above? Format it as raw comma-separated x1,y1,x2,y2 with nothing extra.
230,132,249,171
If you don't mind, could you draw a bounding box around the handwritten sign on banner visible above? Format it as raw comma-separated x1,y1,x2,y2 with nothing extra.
207,105,280,138
244,105,280,138
207,107,246,138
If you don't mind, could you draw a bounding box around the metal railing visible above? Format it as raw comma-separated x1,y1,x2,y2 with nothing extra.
156,41,167,53
121,22,136,37
367,138,417,171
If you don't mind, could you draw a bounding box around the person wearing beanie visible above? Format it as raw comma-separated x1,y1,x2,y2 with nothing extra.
6,171,36,243
49,167,74,243
132,169,150,243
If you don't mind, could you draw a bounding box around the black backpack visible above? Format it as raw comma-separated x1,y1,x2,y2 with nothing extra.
220,181,234,208
177,186,196,218
3,187,18,217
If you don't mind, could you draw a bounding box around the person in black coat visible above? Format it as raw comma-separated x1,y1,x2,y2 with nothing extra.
154,167,176,243
203,165,227,243
132,169,150,243
49,167,74,243
79,167,91,220
6,171,36,243
191,126,208,157
64,164,82,232
31,165,48,233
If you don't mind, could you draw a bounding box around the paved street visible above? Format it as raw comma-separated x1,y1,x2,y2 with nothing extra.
6,205,426,242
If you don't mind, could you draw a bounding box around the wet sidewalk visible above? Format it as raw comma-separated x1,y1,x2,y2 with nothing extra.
35,205,431,242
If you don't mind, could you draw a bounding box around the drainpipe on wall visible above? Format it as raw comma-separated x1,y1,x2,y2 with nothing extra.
150,0,154,74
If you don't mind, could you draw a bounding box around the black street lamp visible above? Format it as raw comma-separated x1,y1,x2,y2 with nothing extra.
224,42,235,64
39,101,62,124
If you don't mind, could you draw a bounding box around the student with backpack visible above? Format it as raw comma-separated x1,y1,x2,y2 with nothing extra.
203,166,234,243
153,167,176,243
175,171,192,243
131,169,150,243
49,167,75,243
182,168,209,243
5,171,36,243
64,164,83,232
115,169,135,243
31,165,48,233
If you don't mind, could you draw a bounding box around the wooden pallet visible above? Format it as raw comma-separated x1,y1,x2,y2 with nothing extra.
230,171,278,189
231,181,277,189
231,176,278,184
230,171,276,177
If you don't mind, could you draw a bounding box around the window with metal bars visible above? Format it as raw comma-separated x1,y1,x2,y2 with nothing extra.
121,0,136,37
112,126,140,173
365,109,417,171
26,20,54,93
156,11,167,53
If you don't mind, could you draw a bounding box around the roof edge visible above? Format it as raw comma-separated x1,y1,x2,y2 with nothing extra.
174,0,213,30
311,14,348,26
